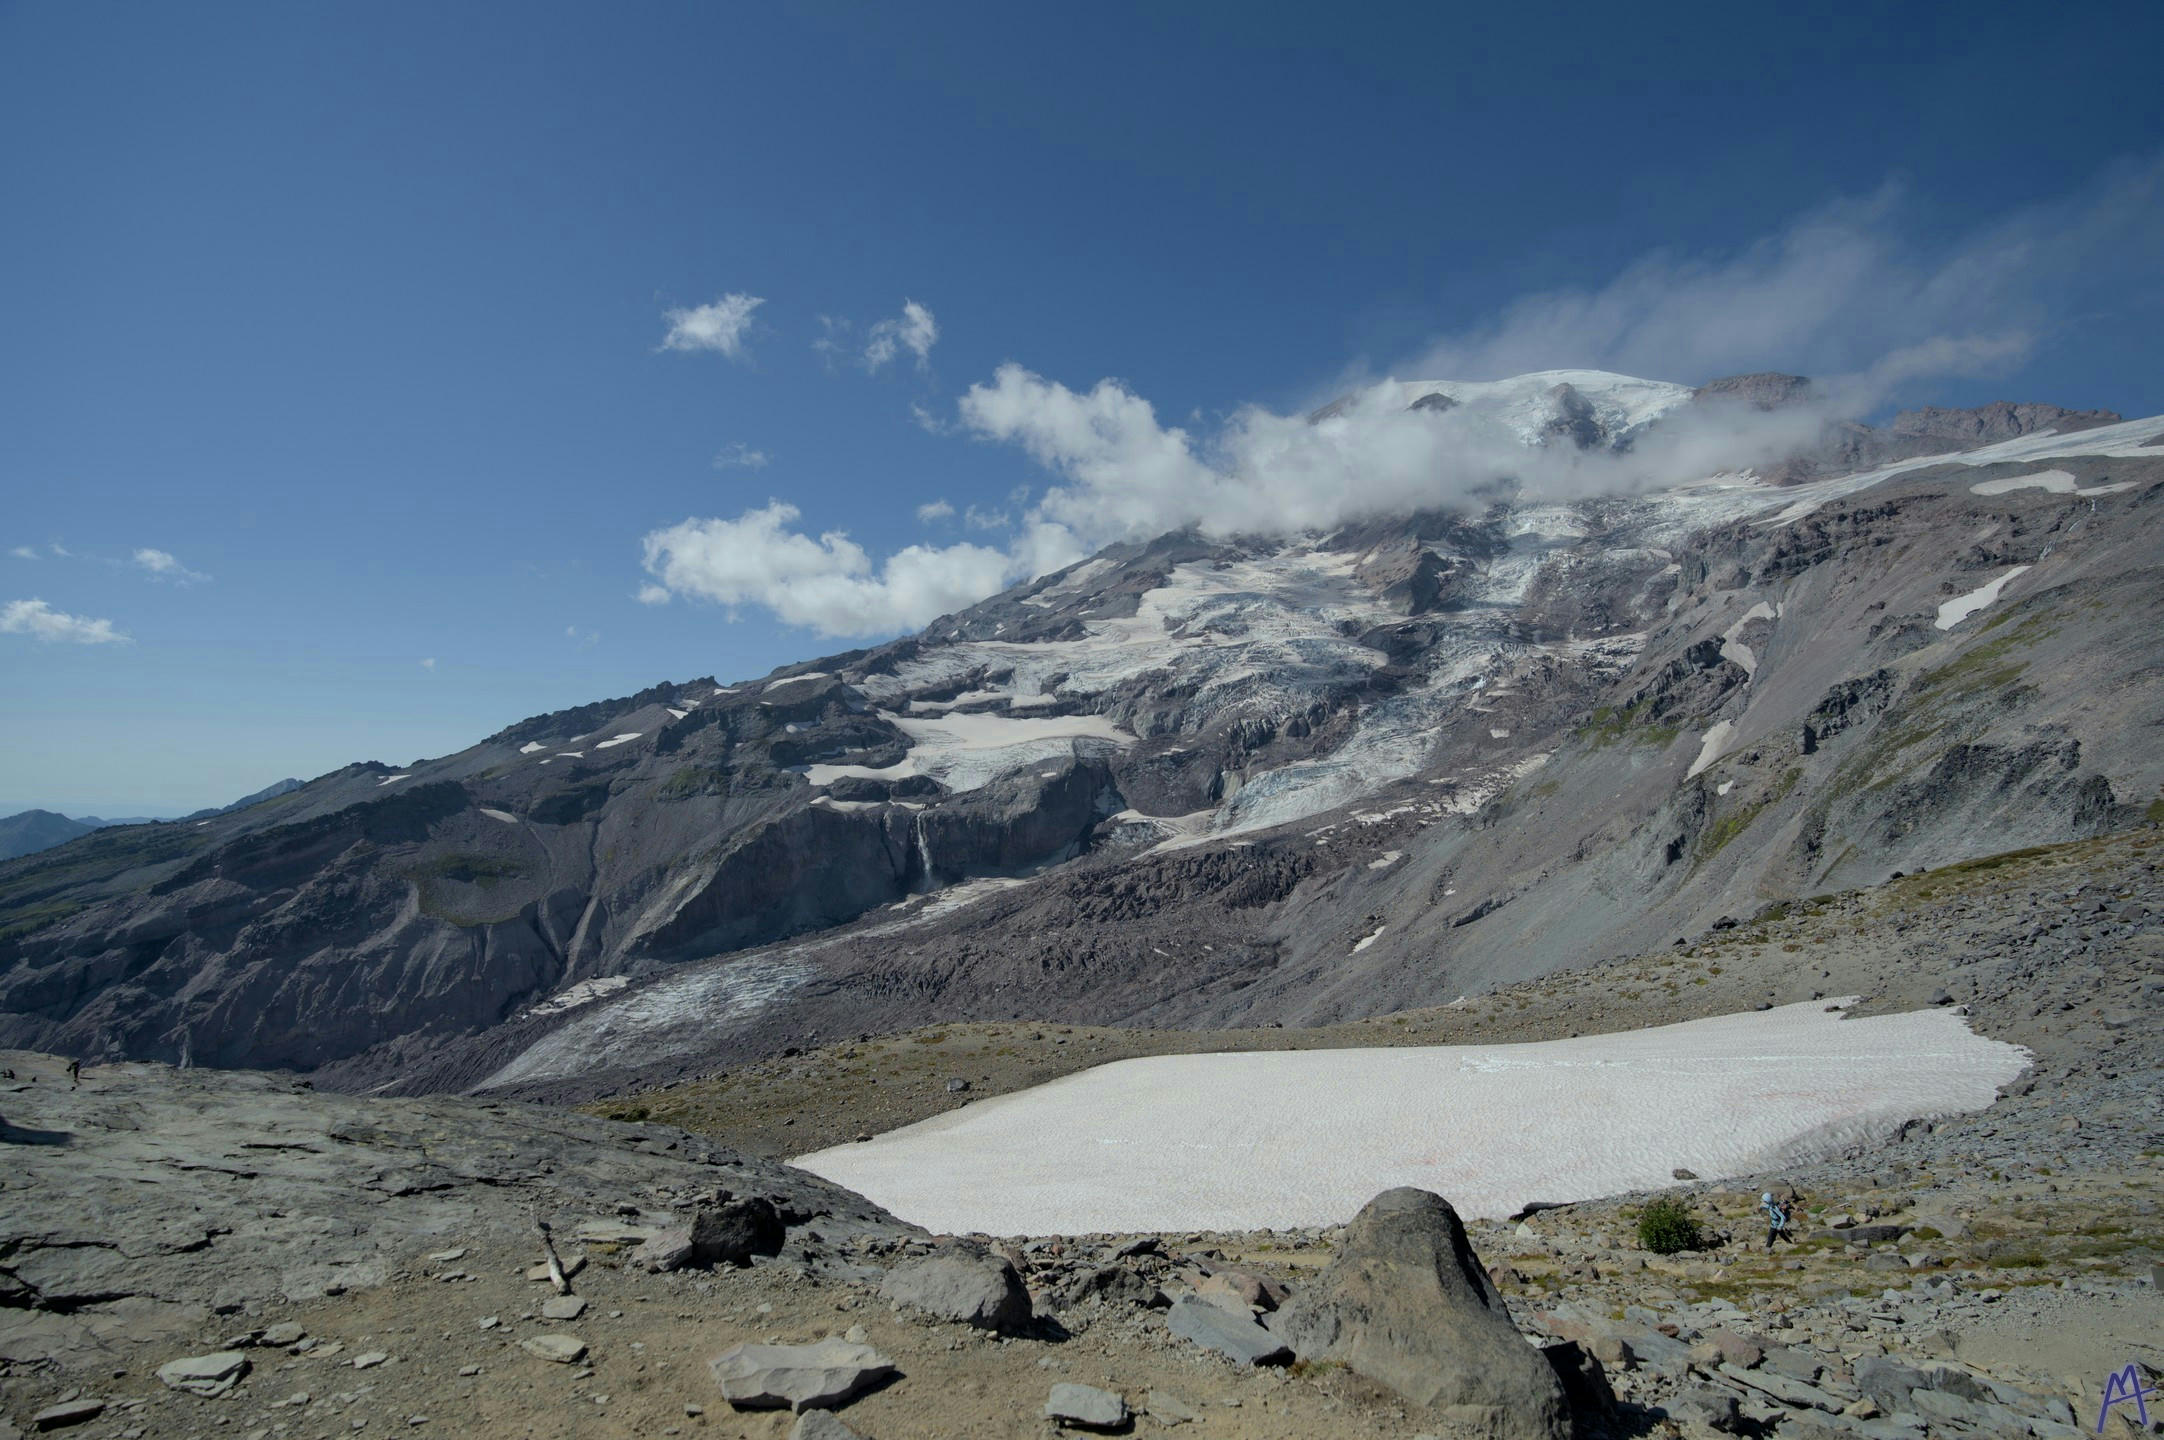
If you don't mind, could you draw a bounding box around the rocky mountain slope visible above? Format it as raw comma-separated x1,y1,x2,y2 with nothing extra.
1,376,2158,1090
3,827,2156,1439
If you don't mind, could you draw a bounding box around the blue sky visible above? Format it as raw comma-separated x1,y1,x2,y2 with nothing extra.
4,1,2162,815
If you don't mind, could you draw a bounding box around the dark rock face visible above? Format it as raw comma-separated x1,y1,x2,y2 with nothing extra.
1271,1188,1567,1437
1888,401,2120,446
1693,373,1814,410
1542,382,1606,450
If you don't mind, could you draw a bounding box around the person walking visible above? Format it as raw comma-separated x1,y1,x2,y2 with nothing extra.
1760,1191,1793,1250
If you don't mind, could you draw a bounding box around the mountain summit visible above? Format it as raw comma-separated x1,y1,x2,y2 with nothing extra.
3,377,2159,1096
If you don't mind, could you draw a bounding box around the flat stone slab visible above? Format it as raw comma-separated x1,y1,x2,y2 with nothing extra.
1166,1296,1291,1366
156,1350,250,1396
31,1398,107,1430
540,1295,588,1321
709,1337,896,1413
1046,1382,1128,1429
518,1334,588,1364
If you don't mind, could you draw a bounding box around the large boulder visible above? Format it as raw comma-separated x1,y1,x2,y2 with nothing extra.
878,1247,1032,1332
1269,1188,1567,1440
640,1196,786,1271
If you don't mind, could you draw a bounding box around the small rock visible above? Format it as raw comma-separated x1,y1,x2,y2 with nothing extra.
541,1296,588,1321
156,1351,251,1397
458,1366,480,1378
352,1351,390,1369
1045,1383,1127,1430
788,1412,864,1440
519,1335,588,1365
1145,1390,1198,1424
1166,1296,1291,1366
31,1399,107,1431
708,1338,895,1412
1667,1387,1742,1433
261,1323,306,1348
427,1248,467,1263
1672,1168,1699,1181
945,1078,970,1093
477,1316,500,1330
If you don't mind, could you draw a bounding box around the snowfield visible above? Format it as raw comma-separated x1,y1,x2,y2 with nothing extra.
796,1000,2029,1234
1937,566,2031,630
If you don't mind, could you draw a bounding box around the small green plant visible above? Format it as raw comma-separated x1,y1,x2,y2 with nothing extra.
1637,1196,1703,1255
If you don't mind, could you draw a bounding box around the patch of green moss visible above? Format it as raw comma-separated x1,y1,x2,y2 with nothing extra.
1699,766,1803,859
1578,699,1684,750
658,765,731,801
408,852,523,886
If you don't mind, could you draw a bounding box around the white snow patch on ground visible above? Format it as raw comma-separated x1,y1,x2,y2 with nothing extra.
1368,851,1402,870
806,711,1132,794
1719,601,1776,676
1746,415,2164,527
2077,480,2140,496
1716,781,1734,797
1936,566,2031,630
480,808,518,824
594,732,643,749
1686,720,1734,779
518,742,547,755
376,774,409,786
482,957,813,1088
797,1000,2028,1234
667,707,691,719
525,975,631,1018
1971,469,2077,496
1351,924,1387,954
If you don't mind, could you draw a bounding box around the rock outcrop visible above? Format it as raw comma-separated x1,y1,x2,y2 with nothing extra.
1271,1188,1567,1438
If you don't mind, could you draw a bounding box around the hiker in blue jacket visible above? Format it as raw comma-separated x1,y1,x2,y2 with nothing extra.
1760,1191,1793,1250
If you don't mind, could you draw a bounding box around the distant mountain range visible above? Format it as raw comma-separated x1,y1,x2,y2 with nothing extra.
3,373,2158,1097
0,778,304,861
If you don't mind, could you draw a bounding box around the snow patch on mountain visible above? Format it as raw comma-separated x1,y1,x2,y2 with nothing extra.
796,1000,2028,1233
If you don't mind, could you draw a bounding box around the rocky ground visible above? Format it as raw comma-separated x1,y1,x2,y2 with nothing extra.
4,828,2160,1438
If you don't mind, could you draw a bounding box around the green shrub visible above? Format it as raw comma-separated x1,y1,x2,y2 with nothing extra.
1637,1196,1703,1254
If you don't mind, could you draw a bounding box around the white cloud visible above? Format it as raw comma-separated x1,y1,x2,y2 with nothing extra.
635,583,672,606
1406,156,2164,388
915,499,956,523
910,402,952,435
641,501,1014,638
661,293,765,359
636,159,2164,645
1,598,128,645
964,505,1009,531
133,547,210,584
864,299,938,372
565,625,600,649
712,442,771,471
48,542,72,558
8,546,36,560
419,657,437,671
